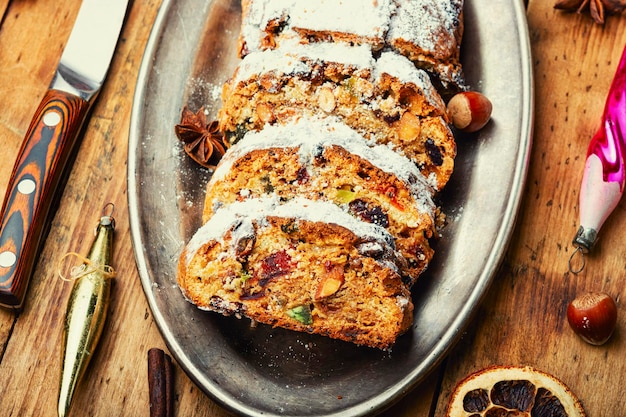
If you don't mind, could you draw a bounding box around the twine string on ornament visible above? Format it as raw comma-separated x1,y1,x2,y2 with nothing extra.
57,252,116,282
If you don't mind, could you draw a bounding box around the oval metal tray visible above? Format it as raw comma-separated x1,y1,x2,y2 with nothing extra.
128,1,534,415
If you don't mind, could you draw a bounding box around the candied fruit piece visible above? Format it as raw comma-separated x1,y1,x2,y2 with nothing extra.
336,188,357,204
286,305,312,325
260,250,294,281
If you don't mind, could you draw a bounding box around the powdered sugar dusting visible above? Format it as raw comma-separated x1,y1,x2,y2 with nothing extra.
233,41,374,85
211,116,437,214
241,0,396,53
185,196,397,264
387,0,463,59
232,42,443,112
288,0,394,37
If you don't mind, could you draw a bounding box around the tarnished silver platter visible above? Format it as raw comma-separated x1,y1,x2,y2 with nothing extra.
128,0,533,415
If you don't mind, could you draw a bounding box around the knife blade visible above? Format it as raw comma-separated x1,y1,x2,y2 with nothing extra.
0,0,130,310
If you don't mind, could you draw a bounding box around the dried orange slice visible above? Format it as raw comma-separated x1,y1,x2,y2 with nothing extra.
446,365,586,416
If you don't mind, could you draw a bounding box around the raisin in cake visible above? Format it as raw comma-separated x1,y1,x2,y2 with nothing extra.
178,197,413,350
218,42,456,189
204,116,438,283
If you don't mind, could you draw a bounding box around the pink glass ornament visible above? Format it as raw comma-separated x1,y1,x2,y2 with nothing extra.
570,45,626,273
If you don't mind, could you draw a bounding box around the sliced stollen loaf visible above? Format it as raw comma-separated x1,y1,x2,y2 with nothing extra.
204,116,438,283
176,0,469,350
178,196,413,350
238,0,465,91
218,42,456,190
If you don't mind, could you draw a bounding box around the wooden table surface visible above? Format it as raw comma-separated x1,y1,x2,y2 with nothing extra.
1,1,625,416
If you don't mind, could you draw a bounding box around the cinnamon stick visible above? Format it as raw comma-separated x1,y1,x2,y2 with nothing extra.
147,348,174,417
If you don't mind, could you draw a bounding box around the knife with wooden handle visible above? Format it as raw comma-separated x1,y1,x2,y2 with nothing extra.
0,0,130,310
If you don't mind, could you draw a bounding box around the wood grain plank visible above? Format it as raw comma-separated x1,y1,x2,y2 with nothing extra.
0,1,169,416
431,3,626,416
2,0,625,416
0,0,10,21
0,1,78,130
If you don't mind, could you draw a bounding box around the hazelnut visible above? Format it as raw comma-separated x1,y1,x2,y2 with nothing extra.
446,91,493,133
567,292,617,345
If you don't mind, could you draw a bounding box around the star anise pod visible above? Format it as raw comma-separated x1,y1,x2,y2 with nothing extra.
555,0,626,24
175,106,229,170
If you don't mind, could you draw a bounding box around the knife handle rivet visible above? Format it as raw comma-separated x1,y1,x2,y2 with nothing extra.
43,110,61,127
17,179,36,195
0,251,16,268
